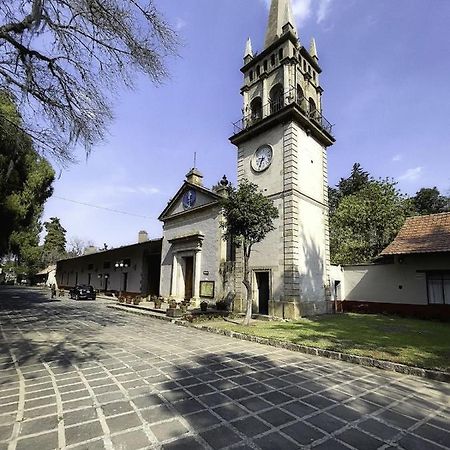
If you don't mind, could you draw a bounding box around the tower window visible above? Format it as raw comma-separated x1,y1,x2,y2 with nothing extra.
303,60,306,71
271,54,275,66
256,65,260,77
250,97,263,122
313,72,316,82
270,84,284,114
308,65,311,74
309,97,317,119
263,60,268,71
279,48,284,61
296,84,305,110
249,70,254,81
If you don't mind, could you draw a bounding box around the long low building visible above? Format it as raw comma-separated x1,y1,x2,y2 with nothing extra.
56,238,162,297
331,212,450,320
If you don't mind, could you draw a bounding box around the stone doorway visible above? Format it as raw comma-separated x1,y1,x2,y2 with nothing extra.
183,256,194,300
256,271,270,315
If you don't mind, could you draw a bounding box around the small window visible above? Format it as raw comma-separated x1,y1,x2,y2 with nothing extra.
303,60,306,71
313,72,316,82
103,261,111,269
249,70,254,81
271,54,276,66
427,272,450,304
263,60,268,71
278,48,284,61
256,65,260,77
308,65,311,74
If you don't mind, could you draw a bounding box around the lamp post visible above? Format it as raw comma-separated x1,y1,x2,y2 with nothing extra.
114,260,128,297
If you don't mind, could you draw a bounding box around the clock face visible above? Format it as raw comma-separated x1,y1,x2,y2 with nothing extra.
251,145,273,172
182,189,196,209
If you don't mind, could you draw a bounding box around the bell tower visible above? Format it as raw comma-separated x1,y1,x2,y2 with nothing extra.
230,0,335,318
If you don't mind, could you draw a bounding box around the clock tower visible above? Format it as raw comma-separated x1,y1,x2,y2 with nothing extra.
230,0,335,318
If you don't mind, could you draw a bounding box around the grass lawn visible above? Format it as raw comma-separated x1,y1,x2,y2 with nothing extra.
206,314,450,372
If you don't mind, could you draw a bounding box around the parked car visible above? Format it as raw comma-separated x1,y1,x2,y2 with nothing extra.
69,285,96,300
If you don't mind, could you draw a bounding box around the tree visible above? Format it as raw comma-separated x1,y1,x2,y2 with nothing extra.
411,187,449,215
67,237,95,258
0,92,54,273
330,179,409,265
0,0,178,162
220,180,279,325
42,217,67,264
328,163,370,216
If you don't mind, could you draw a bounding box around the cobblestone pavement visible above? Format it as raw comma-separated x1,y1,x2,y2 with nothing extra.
0,287,449,450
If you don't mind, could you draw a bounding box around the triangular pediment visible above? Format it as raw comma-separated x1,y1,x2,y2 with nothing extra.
158,182,220,221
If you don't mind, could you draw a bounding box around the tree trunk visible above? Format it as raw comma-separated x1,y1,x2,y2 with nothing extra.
242,244,252,326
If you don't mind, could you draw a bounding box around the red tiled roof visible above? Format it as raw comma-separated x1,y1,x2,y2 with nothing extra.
381,212,450,255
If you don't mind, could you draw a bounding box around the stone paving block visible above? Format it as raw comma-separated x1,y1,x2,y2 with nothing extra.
281,420,325,445
22,404,56,420
100,400,134,417
213,404,248,422
92,384,121,396
63,407,98,426
150,419,189,442
414,423,450,447
306,412,346,433
200,424,241,449
397,432,444,450
162,436,205,450
198,392,229,408
313,438,354,450
0,424,13,441
58,383,85,394
25,388,56,401
140,405,176,424
96,392,125,404
106,412,142,433
260,391,292,406
0,403,18,414
184,410,221,431
61,389,90,402
253,431,299,450
358,417,401,441
15,431,58,450
19,415,58,437
238,396,272,413
231,416,270,437
327,404,361,422
111,429,151,450
375,409,417,429
258,407,295,428
65,420,104,446
185,384,215,397
62,397,93,411
280,385,310,399
282,400,317,418
69,438,105,450
131,394,164,409
337,428,385,450
161,389,191,403
173,398,206,415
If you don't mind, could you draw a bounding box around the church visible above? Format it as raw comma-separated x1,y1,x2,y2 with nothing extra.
56,0,335,319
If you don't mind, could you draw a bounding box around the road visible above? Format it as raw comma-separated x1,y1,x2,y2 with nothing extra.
0,286,449,450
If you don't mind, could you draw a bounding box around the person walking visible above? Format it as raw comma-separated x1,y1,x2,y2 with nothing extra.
51,284,56,299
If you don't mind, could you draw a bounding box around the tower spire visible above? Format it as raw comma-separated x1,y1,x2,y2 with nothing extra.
264,0,298,48
244,37,253,62
309,37,318,60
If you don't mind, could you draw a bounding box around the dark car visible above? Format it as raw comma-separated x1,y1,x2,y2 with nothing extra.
69,285,96,300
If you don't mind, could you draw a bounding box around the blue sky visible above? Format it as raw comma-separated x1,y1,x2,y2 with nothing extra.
42,0,450,248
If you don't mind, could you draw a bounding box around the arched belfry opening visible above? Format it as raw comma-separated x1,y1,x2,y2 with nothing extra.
270,84,284,114
309,97,317,119
250,96,263,122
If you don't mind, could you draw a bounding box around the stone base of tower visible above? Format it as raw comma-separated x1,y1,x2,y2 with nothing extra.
233,297,329,320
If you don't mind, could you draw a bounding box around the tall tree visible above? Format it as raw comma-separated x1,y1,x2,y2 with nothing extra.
411,187,449,215
42,217,67,264
0,92,54,271
0,0,178,163
330,179,409,265
221,180,279,325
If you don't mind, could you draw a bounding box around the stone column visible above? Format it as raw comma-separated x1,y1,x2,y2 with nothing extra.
170,254,178,298
192,250,202,307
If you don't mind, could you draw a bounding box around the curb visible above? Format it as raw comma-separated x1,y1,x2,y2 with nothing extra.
107,303,450,384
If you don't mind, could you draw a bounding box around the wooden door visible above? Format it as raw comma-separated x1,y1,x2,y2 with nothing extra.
184,257,194,300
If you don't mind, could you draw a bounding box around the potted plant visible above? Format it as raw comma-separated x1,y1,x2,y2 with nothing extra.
125,296,132,304
133,296,141,305
118,296,125,303
154,297,163,309
200,301,208,312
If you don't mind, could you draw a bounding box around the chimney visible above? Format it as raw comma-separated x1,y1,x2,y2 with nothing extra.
138,230,149,243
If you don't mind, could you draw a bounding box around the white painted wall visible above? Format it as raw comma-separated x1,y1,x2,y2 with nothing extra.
339,254,450,305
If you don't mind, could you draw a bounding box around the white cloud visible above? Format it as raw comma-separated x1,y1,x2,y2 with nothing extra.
261,0,334,25
398,167,423,182
175,17,187,31
392,154,402,162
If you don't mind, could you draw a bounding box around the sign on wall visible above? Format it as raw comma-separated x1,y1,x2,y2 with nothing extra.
200,281,215,298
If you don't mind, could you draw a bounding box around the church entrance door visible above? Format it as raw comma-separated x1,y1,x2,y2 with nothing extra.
183,256,194,300
256,272,270,315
